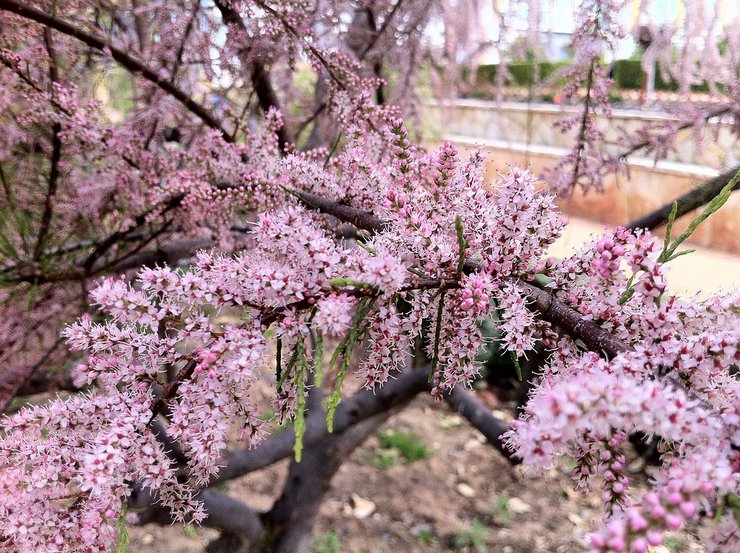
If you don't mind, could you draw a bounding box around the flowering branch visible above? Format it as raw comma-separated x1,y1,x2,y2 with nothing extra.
32,29,62,262
627,166,740,231
291,188,629,360
215,0,293,149
0,0,230,138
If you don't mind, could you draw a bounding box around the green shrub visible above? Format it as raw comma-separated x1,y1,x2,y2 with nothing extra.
453,519,489,552
311,531,342,553
477,59,711,93
377,429,430,462
611,59,710,92
476,61,568,87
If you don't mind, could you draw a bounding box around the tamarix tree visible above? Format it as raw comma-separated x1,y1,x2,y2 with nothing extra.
0,1,737,553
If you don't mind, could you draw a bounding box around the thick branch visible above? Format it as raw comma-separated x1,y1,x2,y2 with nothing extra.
516,281,629,359
260,414,388,553
107,237,213,273
131,487,264,543
295,190,384,232
33,28,62,261
443,387,518,464
293,191,630,360
626,165,740,231
215,0,293,150
213,367,430,484
0,0,230,140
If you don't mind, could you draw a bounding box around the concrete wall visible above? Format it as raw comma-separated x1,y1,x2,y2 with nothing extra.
424,101,740,254
426,100,739,168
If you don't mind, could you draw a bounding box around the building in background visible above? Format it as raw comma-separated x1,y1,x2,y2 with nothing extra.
473,0,735,65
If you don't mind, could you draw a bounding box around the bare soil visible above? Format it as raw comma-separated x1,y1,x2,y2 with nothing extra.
127,385,705,553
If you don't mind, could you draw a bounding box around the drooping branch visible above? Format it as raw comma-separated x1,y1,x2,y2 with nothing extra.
444,386,518,463
358,0,406,61
215,0,293,150
0,0,231,140
619,107,731,162
213,366,431,484
626,165,740,231
33,28,62,261
569,59,596,191
292,190,631,360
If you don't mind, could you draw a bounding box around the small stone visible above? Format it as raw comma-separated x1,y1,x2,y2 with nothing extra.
439,415,464,429
141,534,154,545
350,494,376,519
410,523,433,537
456,483,476,498
508,497,532,514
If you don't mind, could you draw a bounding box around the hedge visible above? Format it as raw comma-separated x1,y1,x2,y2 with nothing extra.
476,61,569,87
476,59,710,93
611,59,709,93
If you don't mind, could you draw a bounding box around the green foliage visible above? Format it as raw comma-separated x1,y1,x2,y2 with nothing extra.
485,494,512,525
510,352,522,382
326,296,376,431
377,429,430,463
476,61,569,87
476,59,713,93
663,537,682,553
310,531,342,553
359,448,399,470
416,529,435,545
292,346,308,462
455,216,467,278
453,519,489,552
658,170,739,264
116,504,129,553
611,59,643,90
276,334,309,461
611,59,710,92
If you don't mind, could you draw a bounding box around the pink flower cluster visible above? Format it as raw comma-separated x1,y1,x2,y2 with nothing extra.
0,67,736,553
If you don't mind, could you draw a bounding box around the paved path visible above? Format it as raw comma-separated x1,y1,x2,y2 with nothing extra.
551,216,739,298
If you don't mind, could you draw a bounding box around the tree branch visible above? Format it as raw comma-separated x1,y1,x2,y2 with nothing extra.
516,281,629,359
215,0,293,150
619,107,730,161
33,28,62,261
0,0,231,140
292,190,630,360
131,486,265,543
443,386,519,464
0,337,66,412
213,367,431,484
626,165,740,231
358,0,406,61
261,413,389,553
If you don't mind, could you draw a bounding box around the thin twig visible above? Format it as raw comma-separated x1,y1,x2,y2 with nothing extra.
0,0,231,140
626,165,740,231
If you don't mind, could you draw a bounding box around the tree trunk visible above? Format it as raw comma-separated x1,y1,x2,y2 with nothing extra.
251,414,387,553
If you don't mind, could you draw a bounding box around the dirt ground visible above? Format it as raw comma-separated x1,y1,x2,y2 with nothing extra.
127,382,706,553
